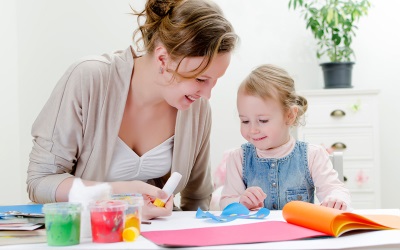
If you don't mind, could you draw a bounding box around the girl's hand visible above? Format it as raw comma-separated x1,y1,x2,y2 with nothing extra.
239,186,267,210
320,196,348,210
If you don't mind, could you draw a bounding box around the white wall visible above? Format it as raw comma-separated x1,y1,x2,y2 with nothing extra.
0,0,399,209
0,1,20,205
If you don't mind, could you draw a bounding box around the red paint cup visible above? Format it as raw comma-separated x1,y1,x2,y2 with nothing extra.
88,200,127,243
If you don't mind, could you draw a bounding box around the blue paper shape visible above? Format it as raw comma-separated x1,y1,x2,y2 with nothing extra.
196,202,270,222
0,204,43,218
220,202,250,216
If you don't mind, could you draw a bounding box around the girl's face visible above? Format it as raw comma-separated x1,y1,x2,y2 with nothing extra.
237,92,292,150
162,52,231,110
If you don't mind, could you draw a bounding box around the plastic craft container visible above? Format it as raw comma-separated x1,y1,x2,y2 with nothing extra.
42,202,82,246
112,193,144,233
88,200,127,243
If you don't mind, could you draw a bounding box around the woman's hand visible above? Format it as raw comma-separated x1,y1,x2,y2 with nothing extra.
320,196,348,210
142,194,174,220
239,186,267,210
111,180,173,219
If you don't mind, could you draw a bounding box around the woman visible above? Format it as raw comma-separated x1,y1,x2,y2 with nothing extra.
27,0,238,219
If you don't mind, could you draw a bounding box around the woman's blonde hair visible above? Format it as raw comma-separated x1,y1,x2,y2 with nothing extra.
132,0,238,78
238,64,308,126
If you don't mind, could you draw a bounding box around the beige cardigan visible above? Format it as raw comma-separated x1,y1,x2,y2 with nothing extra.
27,47,213,211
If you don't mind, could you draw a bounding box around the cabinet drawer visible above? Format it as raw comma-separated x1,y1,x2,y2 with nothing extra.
299,127,374,158
350,192,376,209
344,159,375,170
351,201,376,209
303,95,376,127
344,167,374,192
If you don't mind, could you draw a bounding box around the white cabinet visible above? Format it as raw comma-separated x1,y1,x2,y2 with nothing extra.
296,89,381,209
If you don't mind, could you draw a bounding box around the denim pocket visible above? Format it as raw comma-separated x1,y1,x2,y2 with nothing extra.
286,189,309,202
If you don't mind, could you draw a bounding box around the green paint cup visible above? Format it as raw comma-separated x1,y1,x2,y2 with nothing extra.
43,202,82,246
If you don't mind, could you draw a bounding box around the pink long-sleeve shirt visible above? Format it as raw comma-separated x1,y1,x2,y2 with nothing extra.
219,136,352,210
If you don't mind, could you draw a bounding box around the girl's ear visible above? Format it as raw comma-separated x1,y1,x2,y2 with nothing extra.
286,106,298,126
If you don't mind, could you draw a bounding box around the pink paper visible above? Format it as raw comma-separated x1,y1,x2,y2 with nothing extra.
141,221,329,247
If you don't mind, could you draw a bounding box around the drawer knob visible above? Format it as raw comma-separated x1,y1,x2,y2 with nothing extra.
330,109,346,117
331,142,347,150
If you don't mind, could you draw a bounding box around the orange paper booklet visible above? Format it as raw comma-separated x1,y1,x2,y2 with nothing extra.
283,200,400,237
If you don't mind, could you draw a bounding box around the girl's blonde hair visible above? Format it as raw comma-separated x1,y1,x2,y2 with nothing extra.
132,0,238,79
238,64,308,126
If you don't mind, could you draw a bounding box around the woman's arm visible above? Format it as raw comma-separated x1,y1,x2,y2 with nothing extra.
178,99,214,211
56,177,168,202
54,177,173,221
27,60,89,204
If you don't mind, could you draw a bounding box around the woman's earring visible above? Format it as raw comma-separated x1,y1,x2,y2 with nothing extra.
159,67,164,74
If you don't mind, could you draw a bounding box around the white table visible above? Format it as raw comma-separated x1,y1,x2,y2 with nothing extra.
1,209,400,249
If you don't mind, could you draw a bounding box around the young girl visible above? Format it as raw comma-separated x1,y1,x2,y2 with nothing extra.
219,64,351,211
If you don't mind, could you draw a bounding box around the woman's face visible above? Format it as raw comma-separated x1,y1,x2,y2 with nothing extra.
162,52,231,110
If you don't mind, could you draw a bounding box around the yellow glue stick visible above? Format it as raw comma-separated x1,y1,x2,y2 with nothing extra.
153,172,182,207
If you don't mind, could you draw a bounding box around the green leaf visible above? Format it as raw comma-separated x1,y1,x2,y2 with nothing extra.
332,33,341,45
327,8,334,23
317,29,324,39
352,9,359,20
334,11,339,26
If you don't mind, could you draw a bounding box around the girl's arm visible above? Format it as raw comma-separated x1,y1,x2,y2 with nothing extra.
308,144,352,210
219,148,247,210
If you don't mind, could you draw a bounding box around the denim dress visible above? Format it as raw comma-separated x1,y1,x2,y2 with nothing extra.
242,141,315,210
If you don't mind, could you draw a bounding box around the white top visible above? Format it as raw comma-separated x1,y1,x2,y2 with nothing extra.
106,136,174,182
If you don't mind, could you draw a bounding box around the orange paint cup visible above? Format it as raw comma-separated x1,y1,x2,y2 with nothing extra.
112,193,144,236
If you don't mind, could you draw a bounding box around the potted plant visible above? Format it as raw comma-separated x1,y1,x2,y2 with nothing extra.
288,0,371,88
